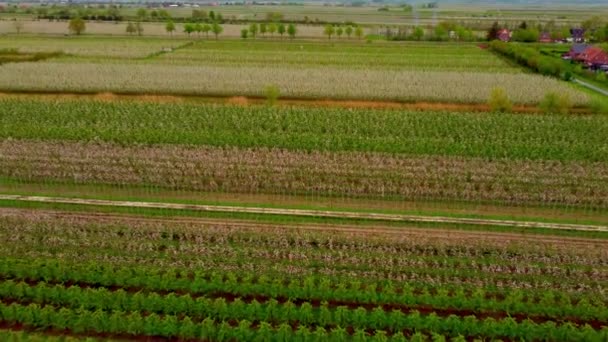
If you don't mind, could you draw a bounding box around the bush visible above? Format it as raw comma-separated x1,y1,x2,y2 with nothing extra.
264,85,280,106
488,87,513,113
540,92,572,114
589,98,608,114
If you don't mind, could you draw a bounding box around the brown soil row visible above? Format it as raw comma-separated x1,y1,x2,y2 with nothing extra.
0,91,593,114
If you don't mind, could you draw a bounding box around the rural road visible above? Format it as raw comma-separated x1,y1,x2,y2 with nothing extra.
573,78,608,97
1,194,606,233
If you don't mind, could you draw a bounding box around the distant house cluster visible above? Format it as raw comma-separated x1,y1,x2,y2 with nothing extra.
496,27,587,44
563,44,608,71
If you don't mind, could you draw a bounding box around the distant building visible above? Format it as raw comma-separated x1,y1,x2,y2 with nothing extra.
570,28,585,43
563,44,589,60
579,46,608,69
497,29,510,42
563,44,608,70
539,32,552,43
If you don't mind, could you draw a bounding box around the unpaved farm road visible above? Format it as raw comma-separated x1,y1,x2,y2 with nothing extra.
1,194,607,233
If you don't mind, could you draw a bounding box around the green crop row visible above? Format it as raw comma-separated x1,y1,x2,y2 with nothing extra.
1,279,605,332
1,99,606,161
0,259,605,322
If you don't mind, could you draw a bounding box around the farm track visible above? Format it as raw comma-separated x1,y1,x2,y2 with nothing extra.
2,201,608,246
1,194,607,233
0,90,576,113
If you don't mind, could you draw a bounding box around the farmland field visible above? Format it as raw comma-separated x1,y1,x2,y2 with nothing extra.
0,39,591,105
0,20,607,341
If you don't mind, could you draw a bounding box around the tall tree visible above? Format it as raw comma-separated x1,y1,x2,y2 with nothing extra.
345,26,353,39
136,8,147,20
287,23,296,39
135,22,144,36
260,23,267,37
212,22,223,40
202,24,211,38
184,23,195,37
277,23,286,38
355,26,364,40
249,23,258,39
324,24,335,39
165,20,175,37
126,22,136,35
268,23,277,37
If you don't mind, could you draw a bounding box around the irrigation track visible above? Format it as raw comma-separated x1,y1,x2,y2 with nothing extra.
1,194,607,233
573,78,608,97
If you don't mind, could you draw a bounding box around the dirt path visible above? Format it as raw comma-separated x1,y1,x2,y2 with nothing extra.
1,194,606,233
573,78,608,97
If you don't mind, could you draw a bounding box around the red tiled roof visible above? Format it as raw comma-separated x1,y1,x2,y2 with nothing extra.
580,47,608,64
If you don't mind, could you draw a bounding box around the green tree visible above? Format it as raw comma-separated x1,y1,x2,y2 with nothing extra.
68,18,86,35
165,20,175,37
355,26,364,39
277,23,286,38
194,23,203,37
512,28,540,42
126,22,136,35
488,87,513,113
540,92,572,114
212,22,223,40
249,23,258,39
324,24,335,39
260,23,267,36
345,26,353,38
158,9,170,19
241,28,249,39
412,26,424,40
287,23,296,39
336,26,344,38
135,22,144,36
202,24,211,38
184,23,195,37
268,23,277,37
192,9,208,21
136,8,147,20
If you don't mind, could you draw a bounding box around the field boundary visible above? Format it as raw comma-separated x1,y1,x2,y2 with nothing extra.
0,91,566,113
1,194,606,232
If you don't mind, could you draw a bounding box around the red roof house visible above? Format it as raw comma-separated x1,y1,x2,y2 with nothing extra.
539,32,552,43
563,44,589,60
497,29,510,42
578,46,608,68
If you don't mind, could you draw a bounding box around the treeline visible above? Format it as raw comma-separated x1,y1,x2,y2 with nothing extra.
489,41,570,79
385,22,479,42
